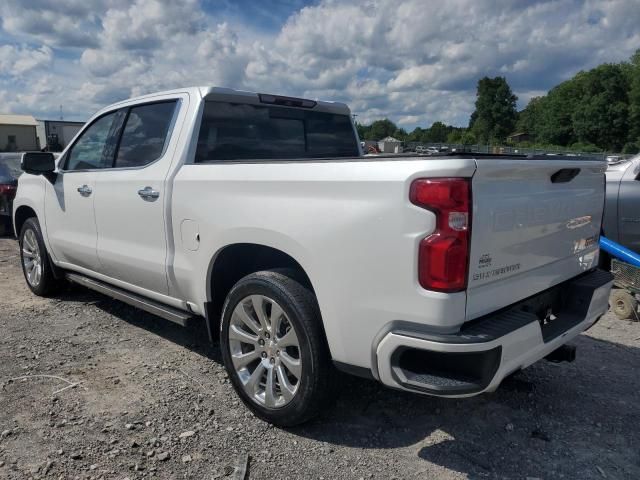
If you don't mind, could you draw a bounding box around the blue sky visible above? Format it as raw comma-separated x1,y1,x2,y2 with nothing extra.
0,0,639,129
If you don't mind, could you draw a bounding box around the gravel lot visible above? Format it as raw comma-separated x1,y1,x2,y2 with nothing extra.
1,237,639,480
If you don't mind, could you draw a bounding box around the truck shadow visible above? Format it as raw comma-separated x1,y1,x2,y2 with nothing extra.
56,284,221,361
291,334,640,479
64,286,640,480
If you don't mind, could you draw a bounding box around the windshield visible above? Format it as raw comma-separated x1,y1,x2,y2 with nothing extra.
195,101,359,162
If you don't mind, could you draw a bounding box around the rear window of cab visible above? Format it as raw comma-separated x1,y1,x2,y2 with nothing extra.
195,102,359,162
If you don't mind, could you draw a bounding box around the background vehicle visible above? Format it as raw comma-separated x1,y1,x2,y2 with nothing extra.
0,154,20,236
13,87,613,426
603,154,640,253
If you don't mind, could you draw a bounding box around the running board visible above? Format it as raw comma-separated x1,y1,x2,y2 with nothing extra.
65,273,198,327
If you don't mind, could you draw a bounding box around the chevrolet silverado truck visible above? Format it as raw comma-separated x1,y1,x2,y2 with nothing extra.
13,87,613,426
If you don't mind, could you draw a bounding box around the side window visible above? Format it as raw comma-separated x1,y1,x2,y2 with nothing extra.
65,111,124,171
114,101,177,168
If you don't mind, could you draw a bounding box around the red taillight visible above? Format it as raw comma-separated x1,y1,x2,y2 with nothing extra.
0,184,16,200
410,178,471,292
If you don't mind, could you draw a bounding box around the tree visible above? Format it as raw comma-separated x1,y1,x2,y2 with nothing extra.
460,131,477,145
447,130,464,144
469,76,518,143
428,121,450,143
406,127,425,142
571,64,629,151
627,49,640,143
364,119,398,140
535,79,581,146
516,96,543,138
393,127,408,141
622,142,639,154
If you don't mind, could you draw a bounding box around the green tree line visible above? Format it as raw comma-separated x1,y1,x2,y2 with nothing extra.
356,119,467,144
355,49,640,153
517,49,640,153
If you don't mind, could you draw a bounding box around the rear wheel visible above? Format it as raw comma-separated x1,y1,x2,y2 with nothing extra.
220,270,332,426
19,217,60,296
610,289,638,321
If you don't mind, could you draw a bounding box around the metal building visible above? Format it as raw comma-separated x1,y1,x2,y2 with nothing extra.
36,120,85,152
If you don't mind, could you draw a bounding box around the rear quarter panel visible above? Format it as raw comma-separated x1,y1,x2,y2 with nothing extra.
170,158,476,368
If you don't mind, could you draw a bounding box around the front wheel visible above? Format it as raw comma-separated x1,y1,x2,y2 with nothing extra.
220,270,332,426
19,217,60,296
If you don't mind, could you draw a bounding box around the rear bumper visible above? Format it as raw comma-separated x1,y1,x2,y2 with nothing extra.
375,269,613,397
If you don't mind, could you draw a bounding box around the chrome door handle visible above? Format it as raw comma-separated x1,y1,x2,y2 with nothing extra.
77,185,92,196
138,186,160,200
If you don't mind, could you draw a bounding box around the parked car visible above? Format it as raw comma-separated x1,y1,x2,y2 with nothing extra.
13,87,613,426
0,154,20,236
603,154,640,253
415,146,439,155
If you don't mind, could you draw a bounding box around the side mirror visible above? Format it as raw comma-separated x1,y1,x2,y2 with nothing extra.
21,152,56,175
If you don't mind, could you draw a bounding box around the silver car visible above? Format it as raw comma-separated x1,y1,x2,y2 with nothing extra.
604,154,640,253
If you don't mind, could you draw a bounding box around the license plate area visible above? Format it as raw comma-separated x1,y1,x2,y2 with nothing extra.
513,270,612,343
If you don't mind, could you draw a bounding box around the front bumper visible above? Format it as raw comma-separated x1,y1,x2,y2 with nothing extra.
375,269,613,397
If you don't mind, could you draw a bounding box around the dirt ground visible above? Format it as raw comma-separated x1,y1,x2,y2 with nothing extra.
1,237,639,480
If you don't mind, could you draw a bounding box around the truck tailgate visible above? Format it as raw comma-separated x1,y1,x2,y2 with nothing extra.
466,158,607,320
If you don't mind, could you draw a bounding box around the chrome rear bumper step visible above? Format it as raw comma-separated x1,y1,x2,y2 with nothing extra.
65,273,199,327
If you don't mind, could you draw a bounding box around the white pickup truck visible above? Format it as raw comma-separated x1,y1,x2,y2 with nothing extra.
13,87,613,426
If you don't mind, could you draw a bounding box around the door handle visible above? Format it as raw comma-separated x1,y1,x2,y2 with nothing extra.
138,186,160,200
77,185,92,196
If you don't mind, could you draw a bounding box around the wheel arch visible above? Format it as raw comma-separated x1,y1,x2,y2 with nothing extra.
13,205,38,237
204,243,317,341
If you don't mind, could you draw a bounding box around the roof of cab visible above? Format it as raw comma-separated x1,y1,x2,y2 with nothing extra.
98,86,351,116
200,86,351,115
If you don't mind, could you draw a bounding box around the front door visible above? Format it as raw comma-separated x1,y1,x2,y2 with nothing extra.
94,98,182,295
45,110,125,272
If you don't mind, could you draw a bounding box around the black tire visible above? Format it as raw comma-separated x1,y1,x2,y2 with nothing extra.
19,217,60,296
220,270,332,426
610,289,638,321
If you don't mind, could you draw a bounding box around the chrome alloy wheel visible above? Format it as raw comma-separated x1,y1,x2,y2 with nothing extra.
22,228,42,287
229,295,302,409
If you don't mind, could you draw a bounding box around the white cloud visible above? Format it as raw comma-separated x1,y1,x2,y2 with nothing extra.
0,44,52,75
0,0,639,128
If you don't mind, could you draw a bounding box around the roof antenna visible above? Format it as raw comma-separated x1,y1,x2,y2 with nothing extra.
59,105,63,121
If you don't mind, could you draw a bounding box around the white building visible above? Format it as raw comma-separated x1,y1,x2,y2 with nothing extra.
378,136,403,154
0,114,39,152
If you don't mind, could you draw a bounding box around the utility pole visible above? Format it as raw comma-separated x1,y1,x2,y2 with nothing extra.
59,105,63,121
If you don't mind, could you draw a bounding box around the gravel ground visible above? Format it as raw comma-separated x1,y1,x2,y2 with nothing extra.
1,237,639,480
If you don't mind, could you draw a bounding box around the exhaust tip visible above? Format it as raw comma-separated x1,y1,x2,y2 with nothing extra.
545,344,576,363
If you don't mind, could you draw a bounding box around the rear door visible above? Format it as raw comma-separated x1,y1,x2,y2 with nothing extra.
466,158,607,319
93,95,185,294
44,110,125,271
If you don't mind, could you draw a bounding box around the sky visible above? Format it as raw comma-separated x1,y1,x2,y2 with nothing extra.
0,0,639,129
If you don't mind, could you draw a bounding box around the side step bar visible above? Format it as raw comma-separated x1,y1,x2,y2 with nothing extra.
65,273,199,327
